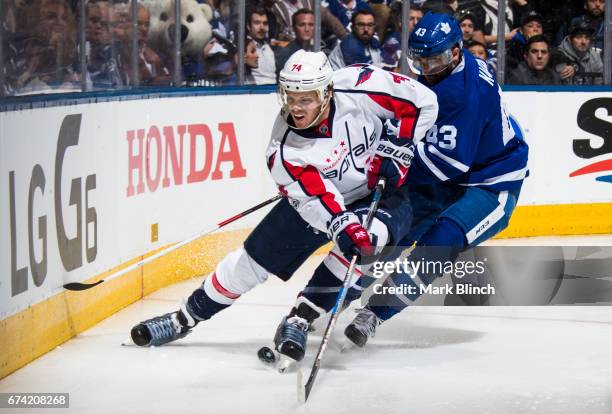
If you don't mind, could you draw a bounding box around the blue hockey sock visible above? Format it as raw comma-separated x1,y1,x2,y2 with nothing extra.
186,285,231,321
301,262,362,312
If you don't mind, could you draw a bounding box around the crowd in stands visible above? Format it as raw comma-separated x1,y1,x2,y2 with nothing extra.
0,0,609,96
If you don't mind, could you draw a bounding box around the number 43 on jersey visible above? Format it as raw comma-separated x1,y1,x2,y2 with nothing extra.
425,124,457,150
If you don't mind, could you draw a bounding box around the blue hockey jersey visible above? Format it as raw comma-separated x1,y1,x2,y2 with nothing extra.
409,52,529,191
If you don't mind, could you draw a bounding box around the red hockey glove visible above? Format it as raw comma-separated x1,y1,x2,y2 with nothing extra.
327,211,374,262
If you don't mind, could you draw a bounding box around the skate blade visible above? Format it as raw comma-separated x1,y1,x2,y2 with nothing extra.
339,338,355,353
277,355,298,373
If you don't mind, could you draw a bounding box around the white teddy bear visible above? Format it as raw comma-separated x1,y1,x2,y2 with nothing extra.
146,0,214,79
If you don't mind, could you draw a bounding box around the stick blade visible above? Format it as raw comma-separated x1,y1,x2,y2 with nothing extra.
63,280,104,291
303,367,319,402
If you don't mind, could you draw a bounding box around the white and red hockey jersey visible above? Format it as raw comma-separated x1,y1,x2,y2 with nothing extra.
266,64,438,233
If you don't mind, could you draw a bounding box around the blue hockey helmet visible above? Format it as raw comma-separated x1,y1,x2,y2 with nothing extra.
408,12,463,75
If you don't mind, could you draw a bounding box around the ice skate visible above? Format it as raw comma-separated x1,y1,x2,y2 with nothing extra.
274,315,309,372
344,307,381,348
272,300,321,372
131,304,196,347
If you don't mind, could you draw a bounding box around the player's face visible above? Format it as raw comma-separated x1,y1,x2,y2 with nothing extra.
414,46,461,84
525,41,549,70
411,46,453,74
286,91,323,129
571,33,591,53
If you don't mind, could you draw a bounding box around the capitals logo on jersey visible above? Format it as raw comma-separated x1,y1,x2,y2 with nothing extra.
355,66,374,87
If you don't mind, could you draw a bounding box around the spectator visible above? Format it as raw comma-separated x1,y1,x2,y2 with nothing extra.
456,0,531,46
506,11,544,72
380,3,423,70
247,0,280,42
568,0,605,50
111,1,131,83
243,35,259,84
369,0,390,40
6,0,78,94
246,6,276,84
506,34,560,85
208,0,233,39
271,0,346,43
526,0,582,43
111,1,130,44
328,9,382,69
201,33,236,85
459,11,476,41
325,0,372,30
465,39,497,73
274,9,315,74
2,0,32,33
422,0,455,15
84,0,124,89
127,3,170,86
553,21,603,84
329,9,382,68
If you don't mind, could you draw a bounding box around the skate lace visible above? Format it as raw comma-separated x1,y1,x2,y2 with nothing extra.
144,313,181,346
353,308,379,338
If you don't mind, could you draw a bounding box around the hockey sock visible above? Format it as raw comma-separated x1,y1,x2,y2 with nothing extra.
301,256,363,312
186,273,239,321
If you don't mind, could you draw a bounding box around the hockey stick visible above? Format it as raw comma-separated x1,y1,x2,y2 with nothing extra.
63,194,283,291
302,178,386,402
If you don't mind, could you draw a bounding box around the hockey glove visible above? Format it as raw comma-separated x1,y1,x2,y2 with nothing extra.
327,211,374,262
367,119,415,190
368,140,415,190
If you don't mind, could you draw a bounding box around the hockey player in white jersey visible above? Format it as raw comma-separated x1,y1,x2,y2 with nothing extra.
130,50,438,362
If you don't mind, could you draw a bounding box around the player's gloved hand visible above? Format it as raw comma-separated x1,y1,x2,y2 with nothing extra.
327,211,374,262
368,140,414,190
368,119,415,190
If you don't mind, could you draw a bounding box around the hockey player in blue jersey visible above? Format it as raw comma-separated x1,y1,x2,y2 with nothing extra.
344,12,530,347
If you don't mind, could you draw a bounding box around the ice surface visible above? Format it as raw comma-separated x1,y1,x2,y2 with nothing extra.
1,236,612,414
